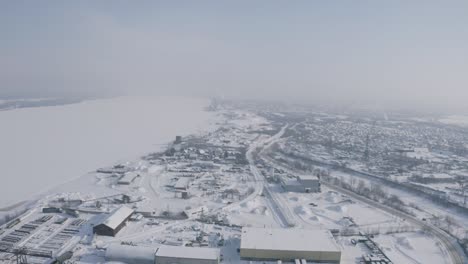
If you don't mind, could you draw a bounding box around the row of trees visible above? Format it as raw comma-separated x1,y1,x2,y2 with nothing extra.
322,175,413,216
0,208,28,226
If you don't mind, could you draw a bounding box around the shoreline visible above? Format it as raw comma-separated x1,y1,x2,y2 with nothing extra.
0,96,219,209
0,200,29,212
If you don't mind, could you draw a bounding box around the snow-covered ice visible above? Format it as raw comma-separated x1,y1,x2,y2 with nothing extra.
0,96,217,208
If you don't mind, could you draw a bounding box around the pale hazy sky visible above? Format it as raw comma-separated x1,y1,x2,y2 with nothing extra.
1,1,467,111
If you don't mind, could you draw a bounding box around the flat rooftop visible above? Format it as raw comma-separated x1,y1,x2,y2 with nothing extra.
241,227,340,253
297,175,319,181
106,244,155,262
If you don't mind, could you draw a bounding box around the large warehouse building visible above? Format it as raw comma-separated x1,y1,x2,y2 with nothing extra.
155,246,220,264
105,244,156,264
93,206,134,236
240,227,341,263
105,244,219,264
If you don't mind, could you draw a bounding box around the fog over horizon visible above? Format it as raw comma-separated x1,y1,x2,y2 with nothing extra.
1,1,468,113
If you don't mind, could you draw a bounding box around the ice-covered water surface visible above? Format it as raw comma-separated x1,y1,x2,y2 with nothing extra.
0,96,217,208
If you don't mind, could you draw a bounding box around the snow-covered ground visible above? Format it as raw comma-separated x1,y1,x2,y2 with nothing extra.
0,96,218,208
439,115,468,127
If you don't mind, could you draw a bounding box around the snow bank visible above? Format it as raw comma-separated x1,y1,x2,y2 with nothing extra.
326,205,348,213
0,96,216,208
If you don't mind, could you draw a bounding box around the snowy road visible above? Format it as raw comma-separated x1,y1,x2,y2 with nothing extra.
243,125,296,228
113,125,290,243
258,130,467,264
323,181,467,264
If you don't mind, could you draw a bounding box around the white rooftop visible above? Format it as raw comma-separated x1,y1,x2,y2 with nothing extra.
297,175,319,181
118,172,139,183
174,177,191,189
241,227,340,253
156,246,219,260
102,206,134,229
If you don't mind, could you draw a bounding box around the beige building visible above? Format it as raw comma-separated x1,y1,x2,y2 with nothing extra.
240,227,341,263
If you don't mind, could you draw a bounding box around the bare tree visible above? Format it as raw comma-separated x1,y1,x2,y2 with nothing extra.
445,215,457,233
370,183,387,201
356,180,366,194
349,177,357,190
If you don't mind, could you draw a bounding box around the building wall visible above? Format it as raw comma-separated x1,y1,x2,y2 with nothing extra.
299,179,321,192
240,249,340,263
156,256,218,264
114,220,127,236
93,225,115,236
107,255,155,264
93,215,131,236
282,183,305,193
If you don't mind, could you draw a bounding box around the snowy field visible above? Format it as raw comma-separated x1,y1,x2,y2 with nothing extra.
439,115,468,127
0,96,217,208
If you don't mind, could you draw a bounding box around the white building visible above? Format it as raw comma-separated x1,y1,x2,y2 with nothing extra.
105,244,156,264
155,246,220,264
174,177,191,190
118,172,140,185
240,227,341,263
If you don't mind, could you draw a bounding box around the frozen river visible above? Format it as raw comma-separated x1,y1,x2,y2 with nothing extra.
0,96,217,208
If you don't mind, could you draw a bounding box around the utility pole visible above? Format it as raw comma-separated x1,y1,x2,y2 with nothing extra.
364,134,370,161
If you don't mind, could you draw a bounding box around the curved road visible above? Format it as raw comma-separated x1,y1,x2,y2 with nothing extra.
322,181,467,264
257,128,467,264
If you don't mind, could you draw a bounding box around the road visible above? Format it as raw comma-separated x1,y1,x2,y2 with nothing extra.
322,181,467,264
257,130,467,264
115,125,290,242
239,124,293,228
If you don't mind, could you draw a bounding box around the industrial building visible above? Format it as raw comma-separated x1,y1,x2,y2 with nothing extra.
297,175,320,192
105,244,156,264
281,175,320,193
155,246,220,264
104,245,219,264
281,178,305,192
93,206,134,236
240,227,341,263
174,177,191,191
118,172,140,185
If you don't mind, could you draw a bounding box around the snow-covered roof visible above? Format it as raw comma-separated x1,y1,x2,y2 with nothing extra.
174,177,191,189
105,244,155,264
101,206,134,229
155,246,219,260
298,175,319,181
241,227,340,253
184,205,209,218
282,177,301,186
118,172,139,184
